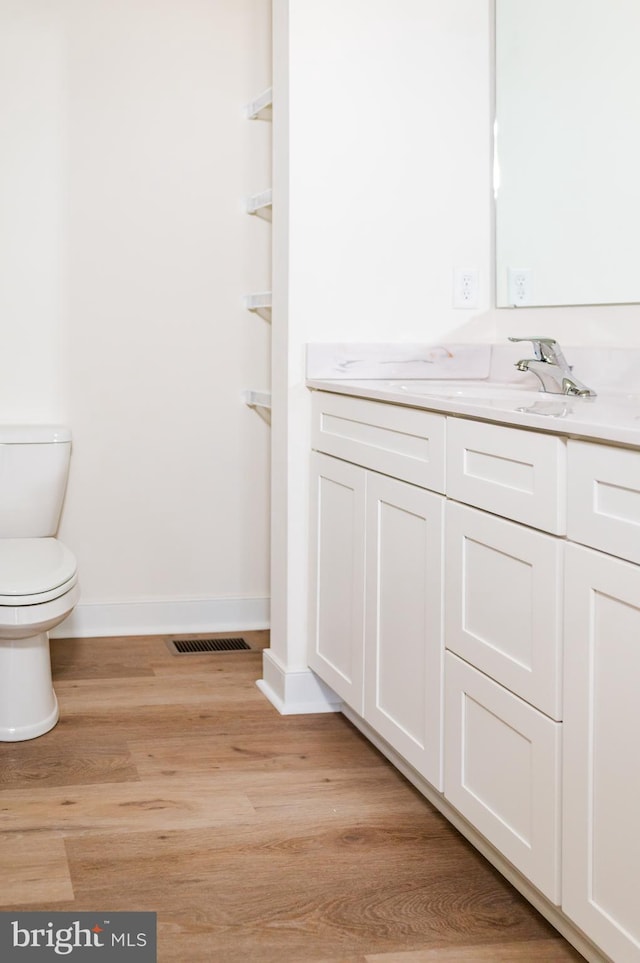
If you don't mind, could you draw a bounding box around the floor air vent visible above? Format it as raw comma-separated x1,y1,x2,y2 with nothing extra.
167,637,251,655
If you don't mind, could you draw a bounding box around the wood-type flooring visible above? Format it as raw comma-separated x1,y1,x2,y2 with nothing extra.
0,633,584,962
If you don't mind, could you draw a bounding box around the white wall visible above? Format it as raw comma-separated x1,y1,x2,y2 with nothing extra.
287,0,492,346
265,0,640,711
267,0,497,707
0,0,272,635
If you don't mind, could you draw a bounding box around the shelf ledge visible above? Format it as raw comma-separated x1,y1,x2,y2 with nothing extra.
245,87,273,120
244,292,272,311
246,188,272,214
243,389,272,411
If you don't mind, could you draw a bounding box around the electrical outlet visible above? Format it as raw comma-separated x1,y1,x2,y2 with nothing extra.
453,268,479,309
507,268,533,306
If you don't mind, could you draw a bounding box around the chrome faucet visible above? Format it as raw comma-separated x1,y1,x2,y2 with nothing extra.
508,337,596,397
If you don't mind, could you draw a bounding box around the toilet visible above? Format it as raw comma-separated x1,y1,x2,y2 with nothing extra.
0,425,79,741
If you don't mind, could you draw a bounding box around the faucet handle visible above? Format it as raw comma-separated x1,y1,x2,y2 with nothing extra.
508,336,571,368
508,336,557,345
508,336,558,361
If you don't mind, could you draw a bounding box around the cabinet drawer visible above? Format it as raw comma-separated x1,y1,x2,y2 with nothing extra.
446,417,566,534
311,391,446,492
567,439,640,564
444,652,561,904
445,502,563,720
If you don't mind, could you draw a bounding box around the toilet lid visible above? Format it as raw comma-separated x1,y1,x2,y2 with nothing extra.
0,538,77,597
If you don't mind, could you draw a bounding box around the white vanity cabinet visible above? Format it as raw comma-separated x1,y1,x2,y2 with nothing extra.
308,387,640,963
561,439,640,963
309,392,446,789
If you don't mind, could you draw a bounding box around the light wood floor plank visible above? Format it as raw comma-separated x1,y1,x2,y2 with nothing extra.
364,941,583,961
0,833,74,904
55,670,266,714
51,636,163,680
128,721,385,776
0,776,255,836
47,702,276,742
0,737,138,791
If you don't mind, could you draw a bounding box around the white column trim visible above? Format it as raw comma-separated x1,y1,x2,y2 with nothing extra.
256,648,342,715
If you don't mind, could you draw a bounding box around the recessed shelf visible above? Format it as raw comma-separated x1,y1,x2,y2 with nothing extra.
245,87,273,120
246,189,272,214
243,389,271,410
244,292,272,311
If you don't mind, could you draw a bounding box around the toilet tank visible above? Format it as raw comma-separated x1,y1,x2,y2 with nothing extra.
0,425,72,537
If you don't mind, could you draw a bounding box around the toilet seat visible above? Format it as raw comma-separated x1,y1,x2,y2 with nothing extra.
0,538,78,605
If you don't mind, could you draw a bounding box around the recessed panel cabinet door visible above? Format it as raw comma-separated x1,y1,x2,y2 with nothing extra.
563,543,640,963
309,453,365,713
445,501,563,719
364,473,444,789
444,652,561,904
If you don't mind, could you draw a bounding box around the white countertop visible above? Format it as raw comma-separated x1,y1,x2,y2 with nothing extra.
306,377,640,449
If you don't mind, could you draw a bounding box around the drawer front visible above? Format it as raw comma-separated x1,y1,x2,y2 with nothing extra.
445,652,562,904
445,502,563,720
567,439,640,565
311,391,446,493
446,417,566,534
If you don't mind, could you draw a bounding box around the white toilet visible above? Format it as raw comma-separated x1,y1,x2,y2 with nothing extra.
0,425,79,741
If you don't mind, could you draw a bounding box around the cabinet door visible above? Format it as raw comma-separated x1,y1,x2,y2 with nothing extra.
445,652,561,904
309,453,365,713
563,543,640,962
364,473,444,789
445,501,563,719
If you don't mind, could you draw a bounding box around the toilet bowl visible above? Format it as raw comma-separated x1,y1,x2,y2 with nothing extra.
0,426,78,741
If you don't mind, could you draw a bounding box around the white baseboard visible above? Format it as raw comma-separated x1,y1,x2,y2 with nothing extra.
256,649,342,715
50,597,270,638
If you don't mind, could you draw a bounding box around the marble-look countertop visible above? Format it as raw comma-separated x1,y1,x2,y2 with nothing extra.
306,343,640,449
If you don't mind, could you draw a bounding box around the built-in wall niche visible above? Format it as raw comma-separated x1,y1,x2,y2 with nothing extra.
495,0,640,307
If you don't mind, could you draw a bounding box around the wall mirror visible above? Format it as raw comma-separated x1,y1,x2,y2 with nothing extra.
494,0,640,307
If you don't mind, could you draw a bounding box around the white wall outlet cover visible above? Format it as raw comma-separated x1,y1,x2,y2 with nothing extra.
507,268,533,306
453,268,480,309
